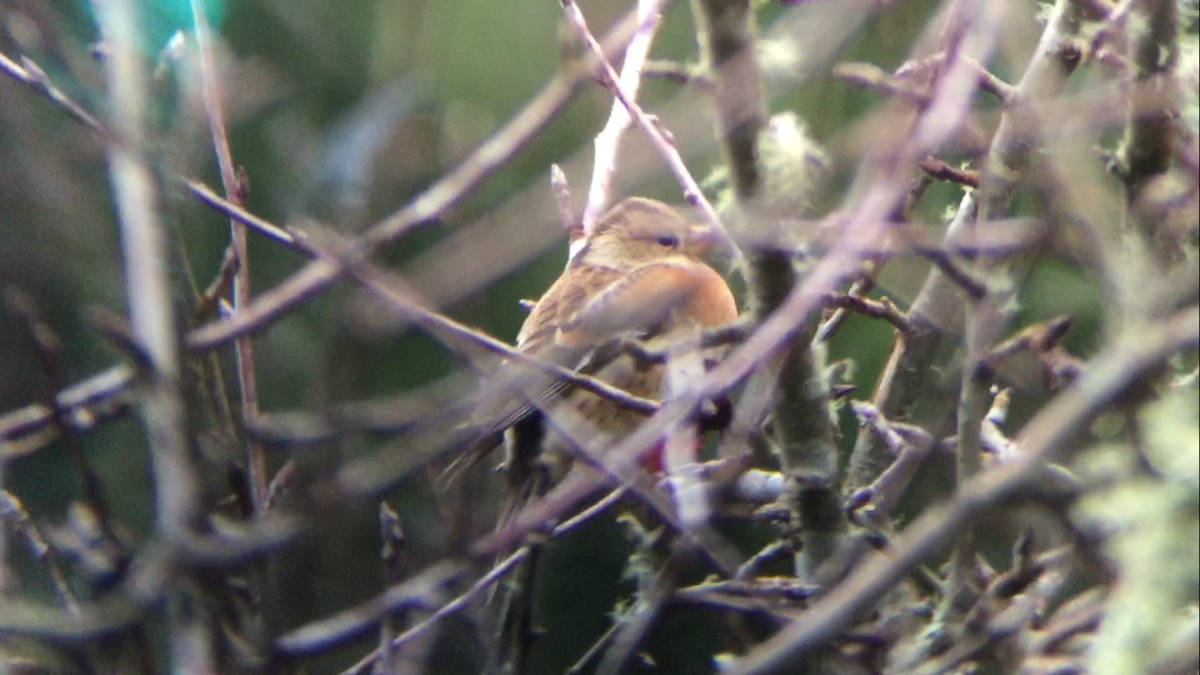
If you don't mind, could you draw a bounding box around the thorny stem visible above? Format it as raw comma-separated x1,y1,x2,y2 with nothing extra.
190,0,268,512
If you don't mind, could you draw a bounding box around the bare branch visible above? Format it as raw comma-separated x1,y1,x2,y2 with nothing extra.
728,305,1199,675
581,0,669,231
191,0,268,510
560,0,740,261
95,0,198,540
823,292,912,334
274,562,464,657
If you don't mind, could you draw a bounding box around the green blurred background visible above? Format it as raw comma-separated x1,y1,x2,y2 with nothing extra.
0,0,1122,672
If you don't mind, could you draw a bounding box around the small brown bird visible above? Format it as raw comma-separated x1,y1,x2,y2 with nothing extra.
476,196,739,502
474,197,738,674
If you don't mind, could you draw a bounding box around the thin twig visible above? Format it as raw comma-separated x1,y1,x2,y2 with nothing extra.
837,55,1017,107
833,61,935,105
596,549,677,675
622,318,753,366
186,180,308,252
4,290,113,527
0,52,106,134
905,236,989,300
823,293,912,334
192,246,240,321
274,562,464,657
192,0,267,510
0,367,134,458
677,577,817,602
733,542,793,583
90,8,197,672
581,0,669,231
919,156,980,188
559,0,740,262
0,490,79,614
847,402,935,524
566,623,620,675
340,488,628,675
550,164,579,240
642,59,712,89
895,51,1017,102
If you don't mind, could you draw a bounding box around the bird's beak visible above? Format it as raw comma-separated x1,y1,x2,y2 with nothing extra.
686,223,737,272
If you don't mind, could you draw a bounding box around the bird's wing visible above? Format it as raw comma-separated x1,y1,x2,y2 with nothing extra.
466,260,734,451
516,264,623,353
558,258,737,347
467,265,626,442
449,258,737,484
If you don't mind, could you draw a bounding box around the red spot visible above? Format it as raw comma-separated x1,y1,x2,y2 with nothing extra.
639,435,706,475
641,439,667,474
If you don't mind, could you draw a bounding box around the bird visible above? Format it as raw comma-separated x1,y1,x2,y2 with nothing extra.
469,196,740,502
468,196,739,674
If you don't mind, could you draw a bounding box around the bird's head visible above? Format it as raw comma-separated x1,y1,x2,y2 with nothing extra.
571,198,729,270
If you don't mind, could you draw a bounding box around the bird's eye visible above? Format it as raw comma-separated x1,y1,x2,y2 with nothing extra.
656,235,679,248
